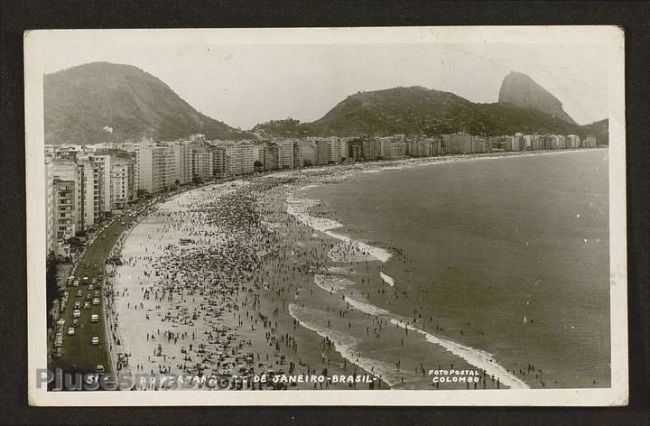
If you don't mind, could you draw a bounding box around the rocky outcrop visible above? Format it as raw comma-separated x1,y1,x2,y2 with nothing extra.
498,71,576,124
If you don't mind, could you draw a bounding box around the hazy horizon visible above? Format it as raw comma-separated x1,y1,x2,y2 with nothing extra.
36,30,609,129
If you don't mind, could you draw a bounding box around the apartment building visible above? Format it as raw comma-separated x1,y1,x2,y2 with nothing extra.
275,139,294,169
110,157,134,212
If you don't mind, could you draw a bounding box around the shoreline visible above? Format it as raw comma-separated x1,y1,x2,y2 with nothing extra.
108,179,385,390
104,147,606,390
289,147,610,389
284,172,529,389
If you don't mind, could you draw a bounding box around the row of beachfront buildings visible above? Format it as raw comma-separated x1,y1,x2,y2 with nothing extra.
45,132,598,256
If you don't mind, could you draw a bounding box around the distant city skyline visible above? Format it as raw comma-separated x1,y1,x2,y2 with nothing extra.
36,29,609,129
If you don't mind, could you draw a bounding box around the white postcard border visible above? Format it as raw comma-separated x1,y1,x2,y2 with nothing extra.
25,26,627,406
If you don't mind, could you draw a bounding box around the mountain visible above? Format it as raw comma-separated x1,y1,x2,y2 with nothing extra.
250,118,314,138
498,71,576,124
583,118,609,145
44,62,251,145
255,86,585,138
46,63,605,144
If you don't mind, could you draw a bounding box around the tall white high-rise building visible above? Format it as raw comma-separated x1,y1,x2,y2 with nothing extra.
78,156,103,228
275,139,294,169
110,157,134,212
136,144,176,193
326,137,342,163
45,159,55,255
50,158,82,231
172,141,192,185
47,158,80,256
225,144,256,176
93,154,112,214
212,146,228,178
191,146,214,181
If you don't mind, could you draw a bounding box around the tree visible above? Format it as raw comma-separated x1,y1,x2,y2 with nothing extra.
67,236,84,251
46,251,59,328
254,160,263,173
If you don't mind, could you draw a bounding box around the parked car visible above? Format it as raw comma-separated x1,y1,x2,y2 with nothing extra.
84,301,92,309
72,318,80,327
90,314,99,323
53,347,63,358
66,327,75,336
95,365,105,373
76,290,83,297
72,309,81,319
90,336,99,345
74,301,81,309
92,298,100,306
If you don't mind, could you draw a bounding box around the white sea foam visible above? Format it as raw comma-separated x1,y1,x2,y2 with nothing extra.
325,266,355,275
314,274,355,293
389,319,529,389
287,195,392,263
338,296,529,389
286,167,528,389
325,231,392,263
379,272,395,287
343,296,390,316
293,293,528,388
286,197,342,232
298,184,319,191
288,304,402,386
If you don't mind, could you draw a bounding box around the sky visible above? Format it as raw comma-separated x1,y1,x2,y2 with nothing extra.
34,29,611,129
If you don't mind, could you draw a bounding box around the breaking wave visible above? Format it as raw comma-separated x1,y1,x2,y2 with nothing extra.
287,195,392,263
288,304,403,386
314,274,355,293
343,296,390,316
389,319,529,389
335,295,529,389
379,272,395,287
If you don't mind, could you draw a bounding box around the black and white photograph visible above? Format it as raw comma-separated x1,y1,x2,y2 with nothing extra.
24,26,627,406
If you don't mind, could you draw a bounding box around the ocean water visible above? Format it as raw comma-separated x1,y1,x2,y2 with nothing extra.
302,150,610,388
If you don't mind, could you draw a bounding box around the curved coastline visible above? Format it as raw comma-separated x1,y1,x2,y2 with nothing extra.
286,180,530,390
286,147,609,390
105,147,606,390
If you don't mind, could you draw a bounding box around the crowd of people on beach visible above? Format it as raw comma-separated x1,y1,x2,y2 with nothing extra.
100,163,565,391
102,177,388,390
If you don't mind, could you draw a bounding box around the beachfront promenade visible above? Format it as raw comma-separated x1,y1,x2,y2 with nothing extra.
49,214,137,376
48,186,199,378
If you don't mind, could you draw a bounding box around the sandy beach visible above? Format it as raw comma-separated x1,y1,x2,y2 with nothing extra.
106,150,606,390
106,176,391,390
